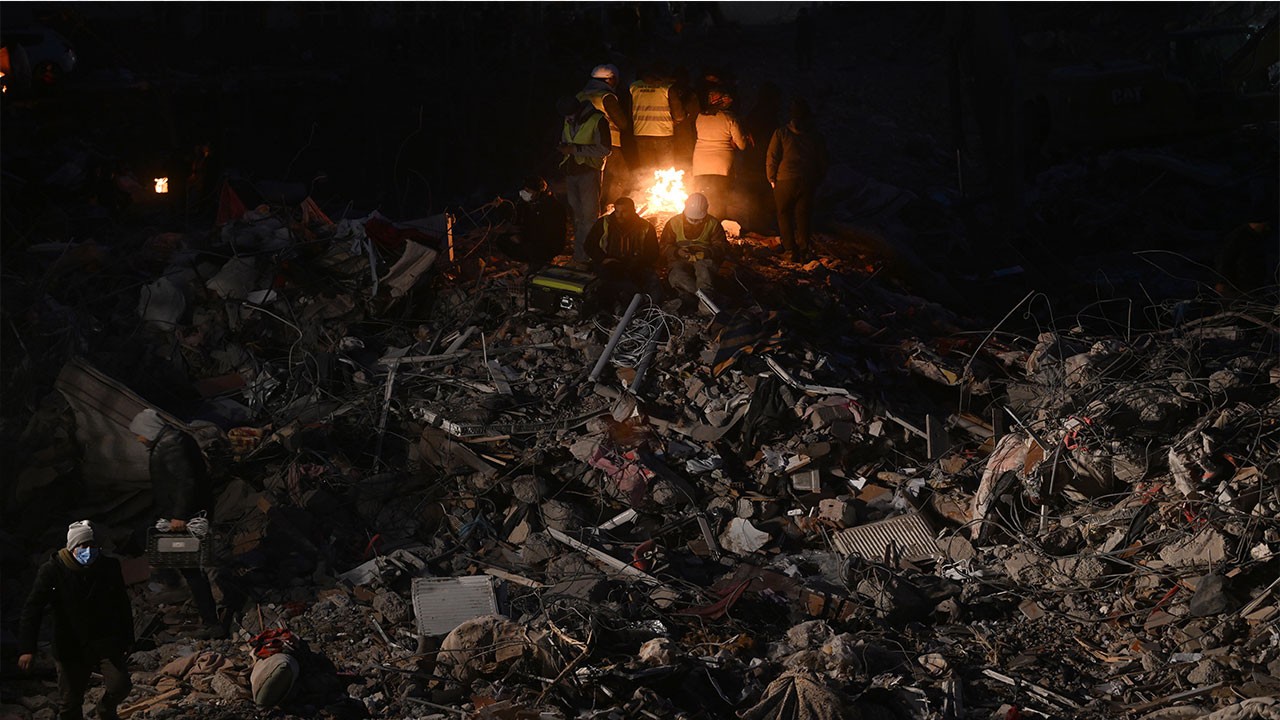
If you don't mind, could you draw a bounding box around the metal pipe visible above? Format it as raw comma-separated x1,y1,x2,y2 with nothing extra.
588,293,643,382
628,329,662,393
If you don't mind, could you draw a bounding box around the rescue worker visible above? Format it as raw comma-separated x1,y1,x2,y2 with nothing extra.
692,88,748,221
18,520,134,720
557,96,612,263
766,98,828,262
662,192,726,297
630,62,685,170
578,64,630,213
495,176,567,269
129,409,226,640
583,196,661,303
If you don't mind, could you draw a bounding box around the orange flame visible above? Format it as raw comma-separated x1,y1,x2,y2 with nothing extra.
641,168,688,217
154,178,169,194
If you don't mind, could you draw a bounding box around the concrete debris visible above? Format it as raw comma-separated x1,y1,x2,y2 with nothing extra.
720,517,773,555
5,21,1279,716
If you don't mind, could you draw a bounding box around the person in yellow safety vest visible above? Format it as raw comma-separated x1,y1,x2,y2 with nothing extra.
661,192,726,297
578,64,630,215
557,96,613,263
630,62,686,171
583,196,661,304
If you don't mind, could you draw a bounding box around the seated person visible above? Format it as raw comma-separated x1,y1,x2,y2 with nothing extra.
661,192,726,297
495,176,567,268
583,196,661,301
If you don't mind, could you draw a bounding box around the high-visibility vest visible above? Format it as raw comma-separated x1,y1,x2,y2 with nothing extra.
630,80,674,137
600,215,649,258
561,113,605,170
669,214,715,252
577,88,622,147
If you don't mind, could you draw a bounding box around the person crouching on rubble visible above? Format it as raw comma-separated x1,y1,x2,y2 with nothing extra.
662,192,727,302
129,409,228,640
18,520,134,720
495,176,568,270
584,196,662,305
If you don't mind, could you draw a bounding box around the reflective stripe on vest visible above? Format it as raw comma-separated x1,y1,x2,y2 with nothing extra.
561,113,605,170
630,81,674,137
577,89,622,146
670,214,715,249
600,215,647,258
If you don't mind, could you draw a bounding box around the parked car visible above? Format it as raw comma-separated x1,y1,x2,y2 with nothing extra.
0,25,76,86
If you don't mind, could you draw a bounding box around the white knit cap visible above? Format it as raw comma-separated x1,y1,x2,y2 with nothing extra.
129,408,165,441
67,520,96,550
591,64,618,80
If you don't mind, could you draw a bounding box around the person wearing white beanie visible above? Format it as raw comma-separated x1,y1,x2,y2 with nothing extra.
65,519,96,551
18,520,134,720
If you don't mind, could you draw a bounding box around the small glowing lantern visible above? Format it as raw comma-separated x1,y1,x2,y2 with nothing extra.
154,177,169,194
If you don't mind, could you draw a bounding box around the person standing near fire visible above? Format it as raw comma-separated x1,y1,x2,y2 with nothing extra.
630,61,686,170
578,64,630,213
557,96,613,263
662,192,726,298
692,88,749,221
767,98,827,263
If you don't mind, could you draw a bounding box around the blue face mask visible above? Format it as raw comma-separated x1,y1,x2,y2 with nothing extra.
74,547,100,565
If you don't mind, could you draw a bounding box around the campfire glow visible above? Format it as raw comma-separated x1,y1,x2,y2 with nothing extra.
641,168,688,217
154,177,169,194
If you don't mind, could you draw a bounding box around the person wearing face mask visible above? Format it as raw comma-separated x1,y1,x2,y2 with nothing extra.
494,176,568,269
18,520,134,720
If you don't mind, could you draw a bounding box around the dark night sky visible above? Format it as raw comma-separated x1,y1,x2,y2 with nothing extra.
2,2,1275,244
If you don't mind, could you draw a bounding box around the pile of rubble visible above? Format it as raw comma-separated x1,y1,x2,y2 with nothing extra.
3,192,1278,720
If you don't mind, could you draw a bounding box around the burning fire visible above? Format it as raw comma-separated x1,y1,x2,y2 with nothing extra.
641,168,688,217
154,177,169,194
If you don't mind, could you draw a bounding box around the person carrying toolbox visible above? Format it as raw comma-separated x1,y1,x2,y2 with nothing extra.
130,409,228,639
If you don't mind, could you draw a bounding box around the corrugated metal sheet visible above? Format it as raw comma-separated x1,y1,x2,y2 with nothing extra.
831,511,942,563
54,357,158,488
411,576,500,636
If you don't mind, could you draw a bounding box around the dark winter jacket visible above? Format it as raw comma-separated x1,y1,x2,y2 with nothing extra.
150,425,212,521
18,550,135,661
512,192,568,264
585,211,658,267
765,121,828,186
